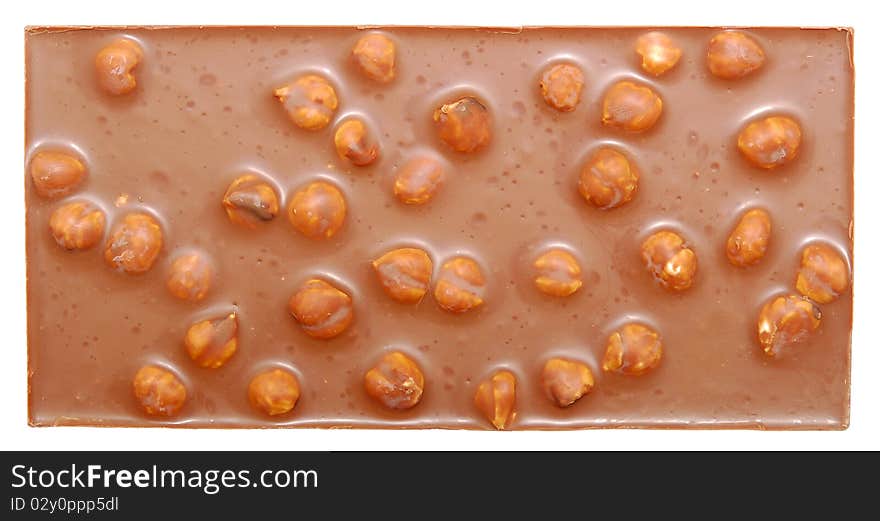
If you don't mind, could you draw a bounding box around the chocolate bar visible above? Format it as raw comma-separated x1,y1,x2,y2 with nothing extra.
25,27,853,429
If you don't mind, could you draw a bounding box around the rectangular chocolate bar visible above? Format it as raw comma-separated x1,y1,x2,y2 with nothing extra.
25,26,853,429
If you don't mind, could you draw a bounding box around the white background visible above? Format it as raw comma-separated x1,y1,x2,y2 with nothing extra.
2,0,876,450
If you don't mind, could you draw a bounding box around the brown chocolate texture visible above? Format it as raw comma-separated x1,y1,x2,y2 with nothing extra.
26,27,853,429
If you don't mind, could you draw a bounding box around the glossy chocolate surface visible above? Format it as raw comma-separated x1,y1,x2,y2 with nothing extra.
25,27,853,429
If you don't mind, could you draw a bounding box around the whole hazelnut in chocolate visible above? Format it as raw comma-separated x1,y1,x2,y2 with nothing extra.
104,212,163,274
641,230,697,291
601,80,663,132
222,174,280,229
29,150,87,199
184,313,238,369
539,63,585,112
166,252,214,302
726,208,772,267
541,358,595,407
635,32,682,76
49,201,105,251
248,368,301,416
603,323,662,376
334,118,379,166
95,38,143,96
474,370,516,430
433,96,492,153
393,156,445,205
274,74,338,131
795,243,850,304
351,32,396,83
757,294,821,357
578,146,639,210
737,116,802,169
287,181,347,239
364,351,425,410
433,256,486,313
132,365,186,417
288,278,354,339
707,31,765,80
372,247,433,304
533,248,582,297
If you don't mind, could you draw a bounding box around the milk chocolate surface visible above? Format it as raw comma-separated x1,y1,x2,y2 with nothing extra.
25,27,854,429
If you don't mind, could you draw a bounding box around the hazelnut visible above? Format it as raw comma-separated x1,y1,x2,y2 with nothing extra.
757,294,821,357
707,31,765,80
578,147,639,209
795,243,850,304
364,351,425,410
104,212,163,274
726,208,772,267
641,230,697,291
222,174,280,228
433,256,486,313
29,150,87,199
95,38,143,96
287,181,347,239
372,247,433,304
184,313,238,369
433,96,492,153
132,365,186,417
737,116,802,169
393,156,445,205
351,32,396,83
635,32,682,76
166,252,214,302
248,368,301,416
539,63,585,112
602,323,662,376
48,201,105,251
601,80,663,132
541,358,595,407
273,74,338,131
474,370,516,430
533,249,582,297
288,278,354,339
334,119,379,166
